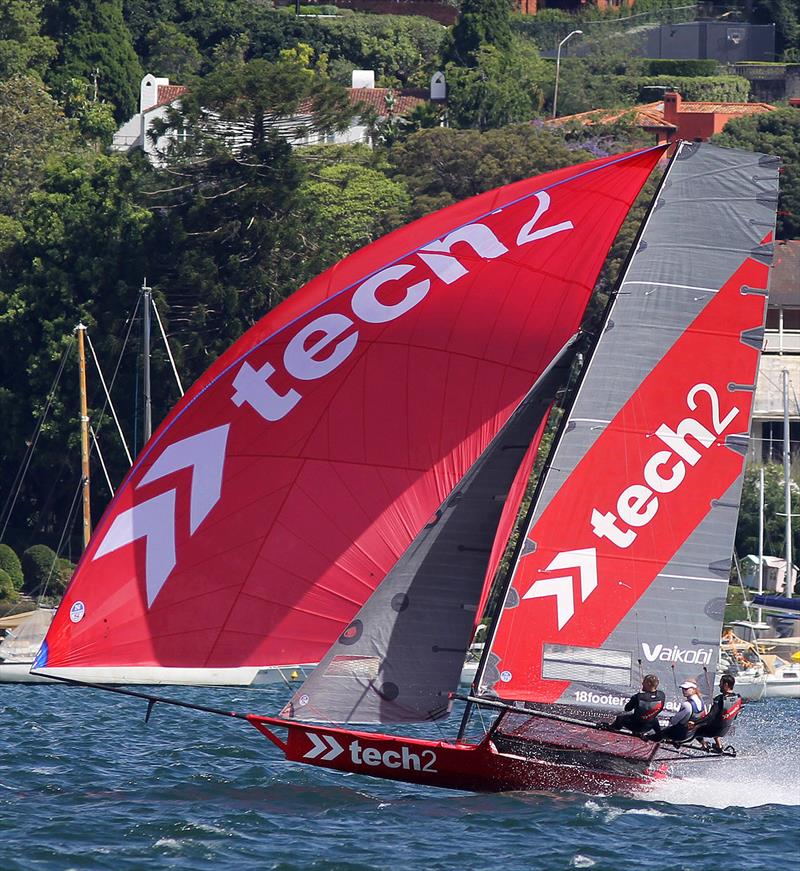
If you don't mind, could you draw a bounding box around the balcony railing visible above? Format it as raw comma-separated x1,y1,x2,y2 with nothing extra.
764,330,800,354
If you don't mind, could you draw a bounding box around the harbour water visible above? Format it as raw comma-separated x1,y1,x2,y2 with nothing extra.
1,684,798,871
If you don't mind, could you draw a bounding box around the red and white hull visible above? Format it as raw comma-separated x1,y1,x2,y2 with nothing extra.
249,717,667,795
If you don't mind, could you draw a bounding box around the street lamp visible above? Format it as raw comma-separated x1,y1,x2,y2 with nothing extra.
552,30,583,119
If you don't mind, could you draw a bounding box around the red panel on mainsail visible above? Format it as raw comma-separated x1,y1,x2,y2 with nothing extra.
486,247,771,703
39,147,665,671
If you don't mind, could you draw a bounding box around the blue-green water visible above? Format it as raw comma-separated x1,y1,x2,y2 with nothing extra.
1,684,797,871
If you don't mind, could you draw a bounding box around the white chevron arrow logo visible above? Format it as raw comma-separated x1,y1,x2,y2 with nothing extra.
94,490,177,607
139,424,229,533
522,547,598,630
92,424,230,607
304,732,344,761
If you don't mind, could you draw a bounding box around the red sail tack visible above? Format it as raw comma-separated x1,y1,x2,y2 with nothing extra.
39,147,665,672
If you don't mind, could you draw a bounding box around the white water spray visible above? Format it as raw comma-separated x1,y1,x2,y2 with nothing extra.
642,700,800,808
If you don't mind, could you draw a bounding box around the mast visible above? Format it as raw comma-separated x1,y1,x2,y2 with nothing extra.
76,323,91,549
457,146,679,741
783,368,793,597
757,465,765,623
142,278,152,445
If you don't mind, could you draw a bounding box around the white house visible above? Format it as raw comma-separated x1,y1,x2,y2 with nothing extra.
741,554,798,595
112,74,188,165
113,70,443,162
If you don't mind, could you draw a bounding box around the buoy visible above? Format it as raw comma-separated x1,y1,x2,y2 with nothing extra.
291,670,299,680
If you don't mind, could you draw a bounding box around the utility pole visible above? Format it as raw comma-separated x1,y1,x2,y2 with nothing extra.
76,324,91,548
142,278,152,445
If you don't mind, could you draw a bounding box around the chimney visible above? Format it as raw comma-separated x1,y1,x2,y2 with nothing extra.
430,71,446,101
140,74,170,113
663,91,681,123
351,70,375,89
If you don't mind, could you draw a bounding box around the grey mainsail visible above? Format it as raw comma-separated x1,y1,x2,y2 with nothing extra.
480,142,781,711
281,336,580,723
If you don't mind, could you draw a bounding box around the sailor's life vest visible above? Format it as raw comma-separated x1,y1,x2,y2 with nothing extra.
683,693,706,731
696,692,743,737
630,690,665,722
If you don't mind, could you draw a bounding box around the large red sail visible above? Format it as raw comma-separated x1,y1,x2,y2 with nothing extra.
38,147,665,672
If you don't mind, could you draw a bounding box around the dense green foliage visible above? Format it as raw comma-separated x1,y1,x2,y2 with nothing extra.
713,108,800,239
644,59,719,77
0,568,17,603
735,463,799,563
0,0,55,78
0,0,797,577
637,75,750,103
444,0,513,65
445,40,546,130
751,0,799,60
21,544,58,596
0,544,23,591
42,0,142,123
389,124,596,216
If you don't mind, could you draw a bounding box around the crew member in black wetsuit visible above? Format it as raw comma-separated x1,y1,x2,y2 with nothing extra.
607,674,665,737
692,673,743,752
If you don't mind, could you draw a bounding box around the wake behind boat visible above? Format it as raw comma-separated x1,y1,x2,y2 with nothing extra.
33,141,779,795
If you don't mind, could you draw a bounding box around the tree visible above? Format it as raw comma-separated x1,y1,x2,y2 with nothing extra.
0,544,23,591
735,463,798,563
713,108,800,239
143,21,201,80
445,40,546,131
21,544,58,596
139,56,355,379
0,152,152,552
444,0,513,66
0,0,55,79
308,15,447,89
751,0,799,60
294,147,410,277
388,124,596,218
0,75,80,220
61,76,117,146
0,568,18,603
42,0,142,122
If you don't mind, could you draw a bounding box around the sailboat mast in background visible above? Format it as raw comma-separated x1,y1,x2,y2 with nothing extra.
142,278,153,445
783,368,793,592
75,323,91,549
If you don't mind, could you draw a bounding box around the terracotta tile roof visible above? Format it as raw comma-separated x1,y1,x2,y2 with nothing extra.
149,84,187,111
348,87,427,116
546,102,676,131
676,100,776,115
771,240,800,308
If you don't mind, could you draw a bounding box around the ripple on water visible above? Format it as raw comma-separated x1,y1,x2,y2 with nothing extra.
0,688,797,871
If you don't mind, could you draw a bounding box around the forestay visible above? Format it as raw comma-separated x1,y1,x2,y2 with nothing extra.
481,142,781,710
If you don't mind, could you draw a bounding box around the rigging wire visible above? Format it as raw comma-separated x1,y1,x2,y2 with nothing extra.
90,425,115,496
150,296,185,397
37,476,83,603
0,337,75,543
85,333,133,466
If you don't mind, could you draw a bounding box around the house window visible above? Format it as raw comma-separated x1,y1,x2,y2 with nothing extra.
760,420,800,462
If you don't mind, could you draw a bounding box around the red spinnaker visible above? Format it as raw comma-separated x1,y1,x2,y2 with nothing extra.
40,147,665,671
